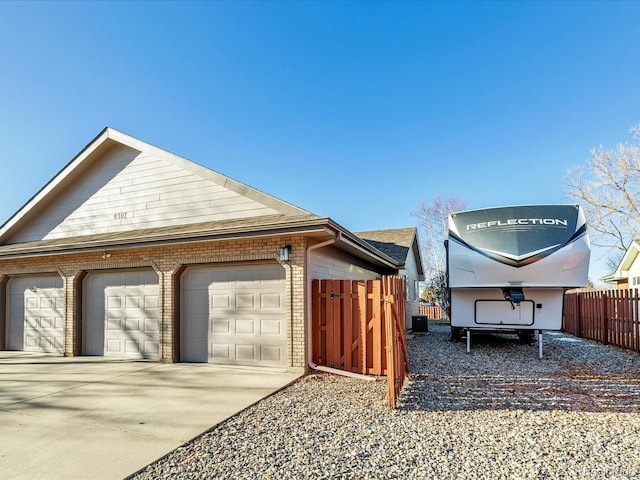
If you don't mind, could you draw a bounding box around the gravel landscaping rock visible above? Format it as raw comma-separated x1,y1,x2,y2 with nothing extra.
131,322,640,479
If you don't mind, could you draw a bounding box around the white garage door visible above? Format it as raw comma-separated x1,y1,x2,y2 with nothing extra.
182,263,287,367
83,270,159,359
6,275,65,354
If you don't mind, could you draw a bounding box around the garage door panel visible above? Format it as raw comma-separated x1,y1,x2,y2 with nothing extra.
211,343,231,361
232,269,250,282
186,314,209,337
105,338,123,354
106,317,122,331
212,318,232,334
182,264,286,366
144,317,159,332
261,293,282,309
40,316,61,329
184,337,208,362
125,296,140,309
107,296,122,309
209,343,284,364
184,270,210,288
184,294,208,315
236,293,255,309
235,344,256,361
145,295,159,309
125,339,140,355
24,336,40,349
215,270,235,283
125,318,141,331
261,318,283,336
7,277,65,354
262,345,283,362
212,294,231,310
84,271,159,359
42,298,56,309
238,318,256,335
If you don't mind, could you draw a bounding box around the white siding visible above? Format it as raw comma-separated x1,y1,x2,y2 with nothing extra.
309,247,380,281
8,145,280,243
403,246,422,329
627,255,640,287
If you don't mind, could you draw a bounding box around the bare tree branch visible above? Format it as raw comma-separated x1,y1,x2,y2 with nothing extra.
413,194,465,308
565,125,640,268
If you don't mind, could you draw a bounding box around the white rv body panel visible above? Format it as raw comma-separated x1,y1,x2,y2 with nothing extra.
448,237,590,288
450,288,564,330
447,204,590,332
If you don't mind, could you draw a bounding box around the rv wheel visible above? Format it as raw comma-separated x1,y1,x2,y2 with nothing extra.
449,326,461,342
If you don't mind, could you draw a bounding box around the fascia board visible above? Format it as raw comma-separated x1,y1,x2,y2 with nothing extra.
411,231,426,276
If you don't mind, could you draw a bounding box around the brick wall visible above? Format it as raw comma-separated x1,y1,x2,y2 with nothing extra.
0,234,308,367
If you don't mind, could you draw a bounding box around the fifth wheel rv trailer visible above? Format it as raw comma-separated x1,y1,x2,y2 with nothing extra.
446,204,590,357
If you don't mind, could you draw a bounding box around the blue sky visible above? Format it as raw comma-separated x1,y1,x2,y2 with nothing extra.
1,1,639,282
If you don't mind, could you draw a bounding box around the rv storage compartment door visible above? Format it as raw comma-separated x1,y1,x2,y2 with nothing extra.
474,300,534,326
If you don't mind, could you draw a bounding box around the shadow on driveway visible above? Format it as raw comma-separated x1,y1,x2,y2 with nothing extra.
0,352,302,480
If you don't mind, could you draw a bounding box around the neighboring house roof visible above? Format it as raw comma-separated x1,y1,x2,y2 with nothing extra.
356,227,424,276
608,239,640,282
0,127,400,271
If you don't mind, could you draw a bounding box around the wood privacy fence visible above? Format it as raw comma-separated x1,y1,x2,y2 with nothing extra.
418,304,443,319
311,276,409,408
563,289,640,352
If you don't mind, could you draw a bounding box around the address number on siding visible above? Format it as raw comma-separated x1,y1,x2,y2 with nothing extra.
114,212,128,220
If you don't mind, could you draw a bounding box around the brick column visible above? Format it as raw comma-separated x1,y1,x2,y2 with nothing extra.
289,238,307,368
63,270,86,356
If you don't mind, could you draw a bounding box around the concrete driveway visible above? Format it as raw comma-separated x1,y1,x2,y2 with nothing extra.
0,352,303,480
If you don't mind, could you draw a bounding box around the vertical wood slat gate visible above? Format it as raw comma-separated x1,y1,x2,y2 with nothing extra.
382,275,409,408
311,276,409,407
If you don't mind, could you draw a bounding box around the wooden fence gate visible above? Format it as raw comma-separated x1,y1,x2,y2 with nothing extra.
311,275,409,407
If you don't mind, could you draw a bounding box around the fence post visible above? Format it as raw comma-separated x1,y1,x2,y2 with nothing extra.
311,279,321,365
602,290,609,345
358,280,367,374
576,291,582,338
636,288,640,352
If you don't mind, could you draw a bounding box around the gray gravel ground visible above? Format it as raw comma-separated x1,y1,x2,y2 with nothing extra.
131,322,640,479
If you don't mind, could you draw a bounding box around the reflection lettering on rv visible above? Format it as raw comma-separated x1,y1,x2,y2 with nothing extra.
466,218,569,230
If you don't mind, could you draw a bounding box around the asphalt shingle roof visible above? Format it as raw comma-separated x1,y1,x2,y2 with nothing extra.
355,227,417,265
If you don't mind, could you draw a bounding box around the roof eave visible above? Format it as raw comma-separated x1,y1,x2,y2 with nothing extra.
0,222,333,260
0,217,401,272
326,220,400,271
